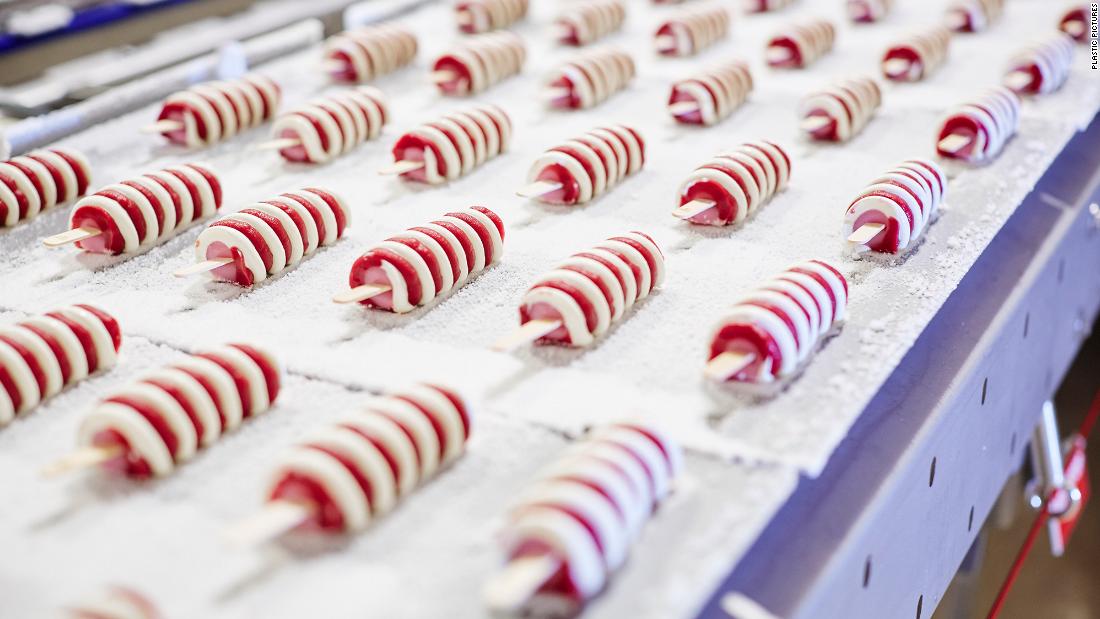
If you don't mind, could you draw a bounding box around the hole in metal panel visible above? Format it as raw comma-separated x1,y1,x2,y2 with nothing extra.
929,457,937,487
1024,313,1030,338
969,506,975,532
863,556,872,588
981,378,988,405
916,594,924,619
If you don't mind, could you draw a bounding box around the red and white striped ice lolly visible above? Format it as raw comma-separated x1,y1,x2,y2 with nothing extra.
48,344,281,478
485,422,682,614
44,163,222,255
843,159,947,255
147,75,280,148
706,261,848,387
495,232,665,350
337,206,504,312
0,148,91,228
0,305,121,425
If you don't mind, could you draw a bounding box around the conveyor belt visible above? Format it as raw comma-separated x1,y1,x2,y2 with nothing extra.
0,0,1097,617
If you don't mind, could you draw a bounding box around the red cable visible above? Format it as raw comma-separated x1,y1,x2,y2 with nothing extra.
985,388,1100,619
1077,387,1100,440
985,497,1052,618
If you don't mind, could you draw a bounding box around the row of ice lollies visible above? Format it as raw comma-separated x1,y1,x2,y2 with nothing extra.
443,0,1082,48
448,0,1065,37
321,0,1065,95
134,13,1078,153
3,225,846,430
5,89,984,271
5,311,678,615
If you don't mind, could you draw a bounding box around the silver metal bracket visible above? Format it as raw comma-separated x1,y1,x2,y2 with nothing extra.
1026,401,1067,513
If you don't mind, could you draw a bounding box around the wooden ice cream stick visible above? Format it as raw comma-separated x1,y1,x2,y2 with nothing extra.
705,351,756,382
430,70,459,83
1004,70,1033,91
492,319,562,352
516,180,562,199
174,258,233,278
938,133,971,154
222,500,315,548
333,284,392,304
483,554,562,613
379,160,426,175
254,137,302,151
766,45,793,63
542,87,572,101
672,199,717,220
847,222,886,245
141,119,182,134
42,226,100,247
41,445,123,478
668,101,700,115
801,115,833,132
883,58,912,77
